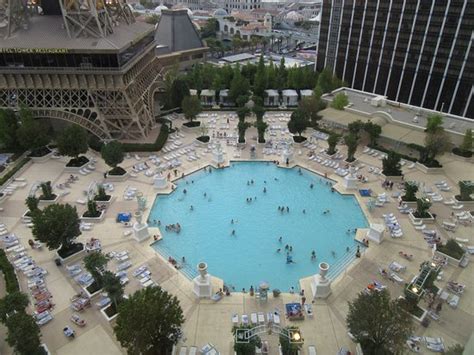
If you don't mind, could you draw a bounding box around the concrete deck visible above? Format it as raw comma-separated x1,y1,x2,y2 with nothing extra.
0,111,472,355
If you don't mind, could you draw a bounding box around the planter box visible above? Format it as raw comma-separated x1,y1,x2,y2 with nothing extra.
432,245,464,267
94,196,114,207
415,162,443,174
106,172,129,182
64,159,90,173
454,196,474,209
411,307,428,324
30,150,54,163
180,124,201,134
83,284,103,299
399,198,417,208
56,244,85,263
381,174,404,182
194,138,209,147
81,210,105,223
100,304,118,322
409,212,436,225
38,194,60,206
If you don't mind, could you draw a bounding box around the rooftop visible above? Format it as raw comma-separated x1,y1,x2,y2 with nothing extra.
325,88,474,136
1,16,154,52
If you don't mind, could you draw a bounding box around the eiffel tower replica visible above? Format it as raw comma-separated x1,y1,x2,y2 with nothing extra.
0,0,171,140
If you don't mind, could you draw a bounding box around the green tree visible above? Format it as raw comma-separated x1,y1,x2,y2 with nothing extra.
232,325,262,354
347,289,414,355
181,95,202,123
298,95,324,127
32,203,81,252
236,106,250,122
102,271,124,310
279,326,303,355
84,251,109,288
327,132,340,155
382,151,402,176
253,55,267,99
5,311,45,355
16,106,50,152
86,199,99,217
25,196,39,214
344,133,358,162
101,141,124,170
0,109,19,150
402,181,418,201
424,129,449,162
287,109,309,137
331,93,349,110
415,198,432,218
425,114,444,133
252,104,265,121
255,119,268,143
39,181,54,200
238,120,251,143
364,121,382,146
348,120,365,136
458,181,473,201
57,125,88,159
200,18,218,38
169,78,190,109
276,57,287,91
459,128,472,153
316,68,334,93
0,291,29,323
114,286,184,355
230,67,250,105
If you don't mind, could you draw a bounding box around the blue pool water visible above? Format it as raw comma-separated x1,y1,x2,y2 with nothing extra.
149,162,367,291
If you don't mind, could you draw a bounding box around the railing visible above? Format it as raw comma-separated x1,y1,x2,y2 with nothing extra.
327,243,366,281
153,243,198,280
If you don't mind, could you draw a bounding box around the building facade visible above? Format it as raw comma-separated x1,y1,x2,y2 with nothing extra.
317,0,474,118
0,3,206,140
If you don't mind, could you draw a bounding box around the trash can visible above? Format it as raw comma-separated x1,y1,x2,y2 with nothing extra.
54,258,62,266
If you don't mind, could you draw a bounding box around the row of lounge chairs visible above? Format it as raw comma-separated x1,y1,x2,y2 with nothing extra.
383,213,404,238
3,233,54,326
232,310,282,326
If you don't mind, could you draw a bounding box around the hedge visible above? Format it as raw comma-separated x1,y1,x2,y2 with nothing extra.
122,124,169,152
0,157,31,188
0,249,20,293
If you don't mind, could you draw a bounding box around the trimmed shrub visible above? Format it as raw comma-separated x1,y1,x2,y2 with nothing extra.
0,250,19,293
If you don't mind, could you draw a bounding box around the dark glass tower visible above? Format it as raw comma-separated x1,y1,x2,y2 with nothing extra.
317,0,474,119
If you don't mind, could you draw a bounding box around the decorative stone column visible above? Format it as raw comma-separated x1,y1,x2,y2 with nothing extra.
366,223,385,244
311,262,332,300
193,262,212,298
212,142,225,165
153,172,168,190
132,211,150,242
343,166,358,190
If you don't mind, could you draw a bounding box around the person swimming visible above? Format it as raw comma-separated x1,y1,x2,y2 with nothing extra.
276,248,281,253
183,189,187,194
190,205,194,211
331,251,336,257
289,246,293,252
263,187,267,193
278,236,282,242
231,230,235,235
231,219,234,224
286,255,294,264
285,244,289,250
303,209,306,214
311,250,316,260
346,247,350,252
204,192,207,197
310,183,314,189
286,206,289,212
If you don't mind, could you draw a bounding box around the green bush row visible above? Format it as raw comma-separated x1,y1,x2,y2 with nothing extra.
0,157,31,188
0,250,20,293
368,144,417,162
122,125,169,152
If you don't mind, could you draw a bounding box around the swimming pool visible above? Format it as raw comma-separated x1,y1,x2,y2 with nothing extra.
149,162,367,291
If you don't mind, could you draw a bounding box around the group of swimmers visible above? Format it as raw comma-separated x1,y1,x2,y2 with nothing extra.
165,223,181,233
246,197,257,203
322,209,331,214
278,206,290,213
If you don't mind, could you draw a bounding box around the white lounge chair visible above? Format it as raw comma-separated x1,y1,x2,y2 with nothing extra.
308,346,317,355
251,313,258,324
242,314,249,325
257,312,265,324
179,347,187,355
232,314,239,325
448,294,460,308
389,261,406,272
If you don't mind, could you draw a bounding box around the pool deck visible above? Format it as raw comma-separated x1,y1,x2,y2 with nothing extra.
0,112,473,354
